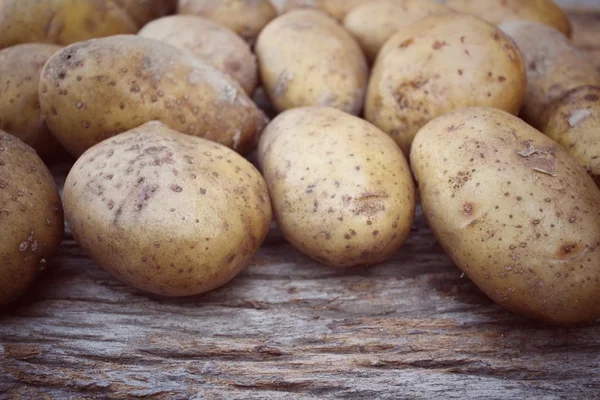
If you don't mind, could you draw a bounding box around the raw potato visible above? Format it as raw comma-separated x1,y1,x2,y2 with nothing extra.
139,15,258,95
256,9,368,115
112,0,177,28
177,0,276,41
411,107,600,325
365,13,526,156
63,121,272,297
343,0,452,63
445,0,572,38
541,86,600,186
0,132,64,305
39,35,267,157
500,21,600,128
0,43,63,159
258,107,416,267
0,0,137,49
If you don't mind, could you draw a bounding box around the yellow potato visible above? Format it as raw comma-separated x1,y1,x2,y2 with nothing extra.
39,35,267,157
500,21,600,128
0,43,63,159
0,0,137,49
63,121,272,296
411,107,600,325
0,132,64,305
445,0,572,38
344,0,452,63
139,15,257,95
258,107,416,267
112,0,177,27
541,86,600,186
178,0,276,41
365,13,526,156
256,9,368,115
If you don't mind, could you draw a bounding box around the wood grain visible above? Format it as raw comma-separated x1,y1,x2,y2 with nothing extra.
2,9,600,400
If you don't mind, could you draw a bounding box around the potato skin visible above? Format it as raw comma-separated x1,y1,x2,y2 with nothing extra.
63,121,272,296
270,0,369,20
0,44,64,159
500,21,600,128
0,0,137,49
343,0,452,63
112,0,177,27
365,14,526,156
139,15,257,95
0,132,64,305
445,0,571,38
410,107,600,325
178,0,276,41
256,10,368,115
39,35,267,157
258,107,415,267
541,86,600,186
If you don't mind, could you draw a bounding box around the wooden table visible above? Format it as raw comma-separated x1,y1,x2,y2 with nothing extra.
2,8,600,400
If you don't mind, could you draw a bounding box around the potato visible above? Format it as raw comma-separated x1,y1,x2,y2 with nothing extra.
0,0,137,49
139,15,257,95
0,132,64,305
343,0,452,63
541,86,600,186
39,35,267,158
445,0,571,38
63,121,272,296
177,0,276,41
269,0,369,20
411,107,600,324
500,21,600,128
112,0,177,28
256,9,368,115
0,44,64,160
365,13,526,156
258,107,416,267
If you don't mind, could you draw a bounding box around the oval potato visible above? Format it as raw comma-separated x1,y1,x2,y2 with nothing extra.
343,0,452,63
365,13,526,156
63,121,272,296
411,107,600,325
39,35,267,157
256,9,368,115
500,21,600,128
258,107,416,267
0,132,64,305
0,0,137,49
112,0,178,28
445,0,571,38
0,43,63,159
541,86,600,186
178,0,276,41
139,15,257,95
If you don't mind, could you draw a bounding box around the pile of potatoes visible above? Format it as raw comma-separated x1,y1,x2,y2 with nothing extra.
1,0,600,325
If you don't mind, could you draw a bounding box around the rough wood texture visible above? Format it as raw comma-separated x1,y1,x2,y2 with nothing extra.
2,9,600,400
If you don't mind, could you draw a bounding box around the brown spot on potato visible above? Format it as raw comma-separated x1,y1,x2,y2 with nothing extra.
463,203,474,215
399,38,415,48
432,40,448,50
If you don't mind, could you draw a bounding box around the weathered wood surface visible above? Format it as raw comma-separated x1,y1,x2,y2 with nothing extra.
2,9,600,400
